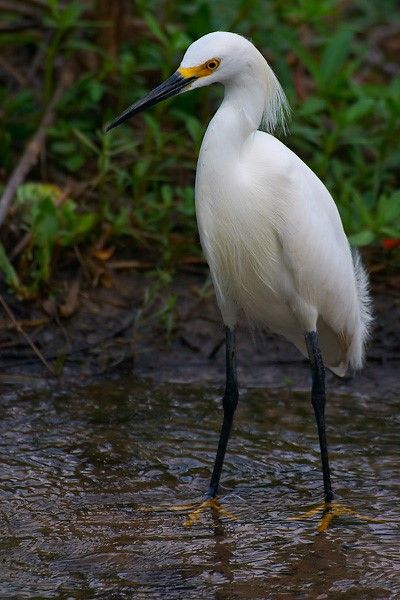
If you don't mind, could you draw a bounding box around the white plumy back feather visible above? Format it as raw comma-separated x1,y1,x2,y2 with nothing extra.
348,248,373,370
260,63,290,134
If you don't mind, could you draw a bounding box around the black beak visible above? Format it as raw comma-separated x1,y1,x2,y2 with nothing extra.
106,71,196,132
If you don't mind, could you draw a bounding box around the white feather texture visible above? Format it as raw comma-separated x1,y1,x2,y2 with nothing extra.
181,31,371,376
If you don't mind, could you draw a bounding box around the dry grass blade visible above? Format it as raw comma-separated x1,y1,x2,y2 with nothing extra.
0,56,29,87
107,259,155,270
59,272,81,318
0,293,56,376
0,317,48,330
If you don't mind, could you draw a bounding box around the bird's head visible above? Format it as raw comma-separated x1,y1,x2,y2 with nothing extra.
106,32,260,131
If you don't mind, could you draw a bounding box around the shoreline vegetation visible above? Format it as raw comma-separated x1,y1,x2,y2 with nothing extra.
0,1,399,378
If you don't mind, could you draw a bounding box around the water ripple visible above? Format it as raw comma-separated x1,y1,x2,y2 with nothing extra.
0,378,399,599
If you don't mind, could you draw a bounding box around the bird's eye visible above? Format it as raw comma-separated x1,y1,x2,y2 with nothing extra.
207,59,220,70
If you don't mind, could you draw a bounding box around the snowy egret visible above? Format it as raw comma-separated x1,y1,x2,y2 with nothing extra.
107,32,372,513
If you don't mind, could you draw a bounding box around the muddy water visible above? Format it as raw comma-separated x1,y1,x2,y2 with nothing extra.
0,378,399,599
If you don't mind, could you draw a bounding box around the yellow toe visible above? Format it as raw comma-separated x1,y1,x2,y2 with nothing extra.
184,497,237,527
170,497,237,526
290,500,384,532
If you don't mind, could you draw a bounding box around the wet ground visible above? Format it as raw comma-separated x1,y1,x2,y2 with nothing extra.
0,378,399,599
1,266,399,396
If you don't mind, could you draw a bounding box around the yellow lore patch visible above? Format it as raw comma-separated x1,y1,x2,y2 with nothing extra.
179,58,220,79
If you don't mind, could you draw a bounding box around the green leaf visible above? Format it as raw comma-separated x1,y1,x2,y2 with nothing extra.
320,28,353,85
379,226,400,238
51,141,77,155
177,187,195,216
377,191,400,225
143,12,168,46
59,212,97,245
290,40,321,82
348,230,375,246
0,241,21,290
144,113,164,149
88,80,104,103
161,184,173,207
172,109,203,143
33,198,58,239
73,128,99,154
298,97,327,117
352,192,375,228
16,183,60,208
345,98,374,123
187,2,211,38
65,154,85,172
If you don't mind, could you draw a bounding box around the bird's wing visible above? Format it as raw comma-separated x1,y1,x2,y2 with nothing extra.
248,132,363,372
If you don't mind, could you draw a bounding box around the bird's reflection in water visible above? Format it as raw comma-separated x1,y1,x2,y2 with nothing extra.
210,522,350,600
276,534,349,598
210,505,235,587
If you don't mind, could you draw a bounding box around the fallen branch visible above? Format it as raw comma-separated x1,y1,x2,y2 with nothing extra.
0,68,73,228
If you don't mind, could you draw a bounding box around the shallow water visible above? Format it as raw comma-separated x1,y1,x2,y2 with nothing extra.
0,378,399,599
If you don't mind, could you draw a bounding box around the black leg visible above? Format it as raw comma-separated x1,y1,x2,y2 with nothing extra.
305,331,334,503
207,326,239,498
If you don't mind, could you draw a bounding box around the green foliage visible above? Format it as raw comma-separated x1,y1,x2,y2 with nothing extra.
0,242,24,296
347,190,400,246
14,183,96,293
0,0,399,297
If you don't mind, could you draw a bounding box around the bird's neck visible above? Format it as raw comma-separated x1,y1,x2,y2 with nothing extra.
224,75,266,132
203,76,266,156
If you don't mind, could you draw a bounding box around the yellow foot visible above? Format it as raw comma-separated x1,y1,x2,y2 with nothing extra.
290,501,384,532
171,497,238,527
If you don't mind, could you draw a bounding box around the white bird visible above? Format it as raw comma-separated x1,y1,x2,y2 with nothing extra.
107,31,372,508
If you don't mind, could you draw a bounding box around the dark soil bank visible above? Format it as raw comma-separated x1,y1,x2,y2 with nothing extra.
0,264,399,397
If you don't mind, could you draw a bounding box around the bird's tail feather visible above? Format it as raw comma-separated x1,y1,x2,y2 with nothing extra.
348,248,373,370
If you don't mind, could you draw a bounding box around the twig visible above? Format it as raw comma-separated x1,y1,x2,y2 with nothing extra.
0,68,73,228
27,39,49,88
0,55,29,87
0,1,44,17
73,245,92,284
0,21,44,33
0,317,48,330
0,293,56,376
59,271,81,318
3,309,137,363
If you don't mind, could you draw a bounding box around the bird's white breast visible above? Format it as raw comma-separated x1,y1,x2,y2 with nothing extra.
195,128,297,331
